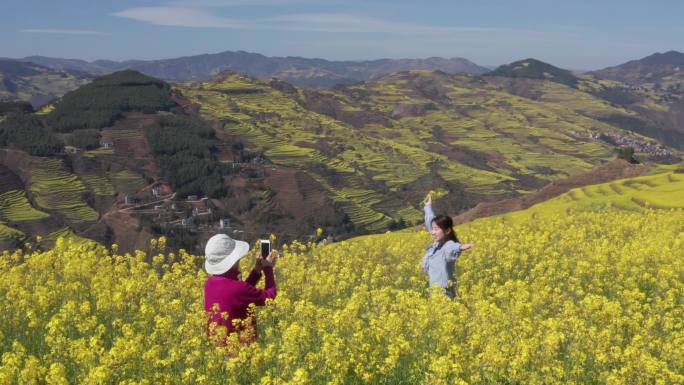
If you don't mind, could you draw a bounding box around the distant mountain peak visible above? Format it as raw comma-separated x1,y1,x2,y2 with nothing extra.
486,58,579,87
639,50,684,66
16,50,488,88
593,50,684,85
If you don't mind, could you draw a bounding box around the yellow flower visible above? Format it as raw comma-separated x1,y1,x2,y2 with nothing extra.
0,208,682,383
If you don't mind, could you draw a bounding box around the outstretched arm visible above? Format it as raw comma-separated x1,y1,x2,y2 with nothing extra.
443,242,462,262
444,242,475,262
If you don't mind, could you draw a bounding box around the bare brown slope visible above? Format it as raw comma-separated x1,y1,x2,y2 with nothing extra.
452,159,649,225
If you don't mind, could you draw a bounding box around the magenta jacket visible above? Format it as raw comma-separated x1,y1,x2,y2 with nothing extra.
204,266,276,344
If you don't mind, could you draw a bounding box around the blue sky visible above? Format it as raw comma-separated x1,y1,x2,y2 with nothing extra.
2,0,683,69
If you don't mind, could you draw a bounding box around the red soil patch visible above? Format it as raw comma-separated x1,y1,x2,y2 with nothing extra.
171,90,201,115
102,210,154,253
104,112,163,178
264,167,332,217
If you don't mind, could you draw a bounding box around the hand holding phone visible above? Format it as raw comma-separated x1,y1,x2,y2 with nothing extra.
263,249,278,267
260,239,271,258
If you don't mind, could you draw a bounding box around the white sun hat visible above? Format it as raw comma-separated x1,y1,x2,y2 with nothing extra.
204,234,251,275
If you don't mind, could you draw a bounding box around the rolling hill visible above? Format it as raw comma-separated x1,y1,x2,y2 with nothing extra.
0,60,91,108
486,58,580,87
457,162,684,224
1,54,683,252
582,52,684,150
592,50,684,86
175,66,680,234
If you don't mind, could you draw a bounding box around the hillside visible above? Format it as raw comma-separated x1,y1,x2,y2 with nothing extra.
592,50,684,86
1,168,683,383
452,158,649,223
7,52,684,152
590,52,684,149
486,58,580,87
2,64,684,252
0,71,350,252
176,69,681,230
0,59,91,108
469,162,684,223
485,63,684,150
18,50,489,87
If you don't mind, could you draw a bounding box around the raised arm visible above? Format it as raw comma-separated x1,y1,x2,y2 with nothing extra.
244,268,262,286
424,193,436,231
424,202,436,231
236,266,276,306
244,255,264,286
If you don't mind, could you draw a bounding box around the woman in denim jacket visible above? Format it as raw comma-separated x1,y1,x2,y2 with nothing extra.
422,193,474,298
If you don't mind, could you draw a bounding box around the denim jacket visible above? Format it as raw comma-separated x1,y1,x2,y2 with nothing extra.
421,203,462,297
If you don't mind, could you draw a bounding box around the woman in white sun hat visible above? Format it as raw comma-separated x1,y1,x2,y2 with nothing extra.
203,233,278,347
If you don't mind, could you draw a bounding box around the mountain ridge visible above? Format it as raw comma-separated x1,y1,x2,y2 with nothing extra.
2,63,684,251
0,59,91,108
592,50,684,85
13,50,489,88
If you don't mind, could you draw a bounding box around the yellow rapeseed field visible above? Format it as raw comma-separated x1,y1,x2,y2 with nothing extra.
1,208,683,384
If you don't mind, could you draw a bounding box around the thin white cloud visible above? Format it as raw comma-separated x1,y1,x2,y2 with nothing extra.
166,0,314,6
20,29,111,36
269,13,552,38
112,6,554,41
112,7,250,28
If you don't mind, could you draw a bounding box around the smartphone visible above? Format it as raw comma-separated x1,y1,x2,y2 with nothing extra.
260,239,271,258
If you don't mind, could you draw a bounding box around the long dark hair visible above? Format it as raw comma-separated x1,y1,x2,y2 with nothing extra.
432,215,460,245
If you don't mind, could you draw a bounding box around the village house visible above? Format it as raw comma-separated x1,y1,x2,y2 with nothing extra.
148,181,171,198
124,193,137,205
192,207,211,216
64,146,80,154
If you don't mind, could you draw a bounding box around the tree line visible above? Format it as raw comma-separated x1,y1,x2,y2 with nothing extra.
0,112,63,156
144,115,228,199
45,70,178,133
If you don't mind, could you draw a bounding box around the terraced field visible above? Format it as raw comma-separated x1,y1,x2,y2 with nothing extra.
0,221,24,244
4,65,679,244
82,148,115,158
341,202,391,231
46,226,86,243
499,164,684,222
4,168,684,384
81,174,116,196
106,129,144,140
175,70,678,231
28,158,99,224
110,170,146,193
368,75,615,181
0,190,50,222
